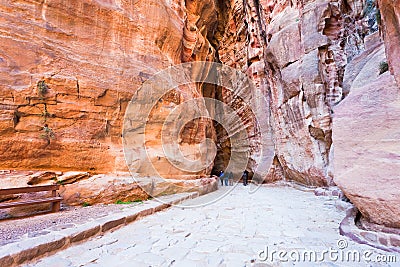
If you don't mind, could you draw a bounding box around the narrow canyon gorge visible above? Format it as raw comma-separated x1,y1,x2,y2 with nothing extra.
0,0,399,236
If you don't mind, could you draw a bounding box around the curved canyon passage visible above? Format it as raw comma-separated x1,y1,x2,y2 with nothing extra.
0,0,399,265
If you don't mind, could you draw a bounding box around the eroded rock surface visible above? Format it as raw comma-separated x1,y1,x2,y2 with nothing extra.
61,174,217,206
216,0,369,186
333,42,400,228
378,0,400,86
0,0,399,231
0,0,219,177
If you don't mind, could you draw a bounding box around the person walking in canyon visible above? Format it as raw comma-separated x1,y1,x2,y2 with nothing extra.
228,171,234,186
224,172,229,186
219,171,225,186
242,170,249,186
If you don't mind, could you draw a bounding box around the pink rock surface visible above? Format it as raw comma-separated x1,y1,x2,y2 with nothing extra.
217,0,367,186
333,45,400,227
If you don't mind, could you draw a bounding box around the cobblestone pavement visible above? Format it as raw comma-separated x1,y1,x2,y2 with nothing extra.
25,184,400,267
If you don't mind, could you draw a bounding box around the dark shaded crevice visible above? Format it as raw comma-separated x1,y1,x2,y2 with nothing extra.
13,112,21,128
210,121,231,175
204,0,233,174
76,79,80,97
212,0,232,49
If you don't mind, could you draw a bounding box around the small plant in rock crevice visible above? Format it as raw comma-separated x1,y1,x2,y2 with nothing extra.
37,80,49,97
41,110,51,121
379,61,389,75
40,124,55,145
115,199,143,204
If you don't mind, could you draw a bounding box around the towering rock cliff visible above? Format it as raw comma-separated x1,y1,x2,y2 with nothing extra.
378,0,400,85
215,0,400,229
216,0,369,186
334,0,400,228
0,0,219,177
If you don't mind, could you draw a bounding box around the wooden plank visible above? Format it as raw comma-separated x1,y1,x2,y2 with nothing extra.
0,197,63,209
0,184,60,195
51,201,61,212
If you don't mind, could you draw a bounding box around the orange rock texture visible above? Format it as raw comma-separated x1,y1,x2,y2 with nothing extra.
0,0,218,174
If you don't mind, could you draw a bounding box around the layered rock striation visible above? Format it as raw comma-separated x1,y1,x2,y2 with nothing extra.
334,0,400,228
0,0,219,177
216,0,370,186
378,0,400,86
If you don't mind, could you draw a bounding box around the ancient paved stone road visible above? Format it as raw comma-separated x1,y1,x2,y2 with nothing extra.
26,184,399,267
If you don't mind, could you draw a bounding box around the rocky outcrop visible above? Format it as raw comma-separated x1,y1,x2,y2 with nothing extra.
378,0,400,86
61,174,217,206
333,41,400,228
216,0,368,186
333,0,400,229
0,0,219,178
0,170,217,208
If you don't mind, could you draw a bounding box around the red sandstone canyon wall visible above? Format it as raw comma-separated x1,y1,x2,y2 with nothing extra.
378,0,400,86
217,0,368,186
215,0,400,227
0,0,218,177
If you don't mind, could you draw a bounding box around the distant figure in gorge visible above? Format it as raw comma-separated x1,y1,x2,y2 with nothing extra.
242,170,249,186
224,172,229,186
219,171,225,186
228,172,234,186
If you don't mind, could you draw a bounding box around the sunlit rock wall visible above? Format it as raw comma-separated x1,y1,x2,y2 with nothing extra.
0,0,219,178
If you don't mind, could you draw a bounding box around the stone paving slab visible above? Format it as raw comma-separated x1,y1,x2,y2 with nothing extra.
340,207,400,253
0,192,198,266
22,184,400,267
